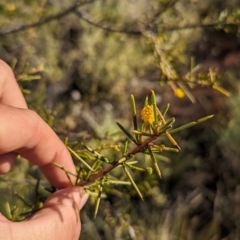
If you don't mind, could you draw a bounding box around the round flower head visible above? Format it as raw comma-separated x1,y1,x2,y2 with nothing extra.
141,104,154,124
174,88,185,98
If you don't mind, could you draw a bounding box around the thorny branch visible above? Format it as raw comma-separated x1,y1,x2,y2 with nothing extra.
74,10,142,35
1,0,239,37
77,131,165,187
75,10,240,35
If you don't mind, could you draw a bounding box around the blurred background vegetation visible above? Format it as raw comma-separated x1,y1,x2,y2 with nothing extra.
1,0,240,239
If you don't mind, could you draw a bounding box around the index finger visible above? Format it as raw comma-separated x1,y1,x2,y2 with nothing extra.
0,60,27,108
0,104,76,188
0,60,76,188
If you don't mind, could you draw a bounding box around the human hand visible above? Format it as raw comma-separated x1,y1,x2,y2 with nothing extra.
0,187,88,240
0,60,87,239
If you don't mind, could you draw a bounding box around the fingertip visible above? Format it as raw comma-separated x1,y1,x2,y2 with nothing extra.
44,187,80,208
43,187,88,212
0,153,16,173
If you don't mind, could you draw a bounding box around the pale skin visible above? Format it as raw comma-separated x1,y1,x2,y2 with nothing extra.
0,60,87,240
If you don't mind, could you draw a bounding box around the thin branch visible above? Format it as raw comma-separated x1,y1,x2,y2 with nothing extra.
74,10,142,35
0,0,92,36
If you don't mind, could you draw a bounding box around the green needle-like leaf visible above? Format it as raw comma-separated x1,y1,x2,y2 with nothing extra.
162,103,170,117
144,96,149,107
125,163,147,172
10,58,17,70
94,183,103,218
165,132,181,151
86,160,102,180
82,145,110,163
131,130,155,137
213,85,230,97
68,147,94,171
158,117,175,132
20,88,31,94
151,90,158,124
122,164,143,200
140,121,145,134
116,122,137,144
161,146,180,153
0,201,12,220
118,156,127,164
123,139,129,154
76,164,82,185
64,137,69,145
131,94,138,131
197,115,214,123
53,162,77,186
148,147,162,178
168,115,214,134
108,180,131,185
53,162,76,177
15,192,32,208
157,108,181,150
18,75,41,81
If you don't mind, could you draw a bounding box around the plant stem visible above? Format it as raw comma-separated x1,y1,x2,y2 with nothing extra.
77,133,163,186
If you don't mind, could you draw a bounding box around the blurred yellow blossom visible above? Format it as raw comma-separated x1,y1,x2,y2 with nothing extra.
174,88,185,98
5,3,16,12
141,105,154,124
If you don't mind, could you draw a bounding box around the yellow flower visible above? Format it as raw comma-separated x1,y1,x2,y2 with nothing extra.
141,105,154,124
5,3,16,12
174,88,185,98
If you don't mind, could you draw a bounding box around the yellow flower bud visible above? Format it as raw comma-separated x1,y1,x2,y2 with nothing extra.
146,167,153,175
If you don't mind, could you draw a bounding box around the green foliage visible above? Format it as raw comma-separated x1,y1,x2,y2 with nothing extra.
0,0,240,239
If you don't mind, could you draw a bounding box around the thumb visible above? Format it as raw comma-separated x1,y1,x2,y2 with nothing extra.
43,186,88,211
27,187,88,239
0,187,88,240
